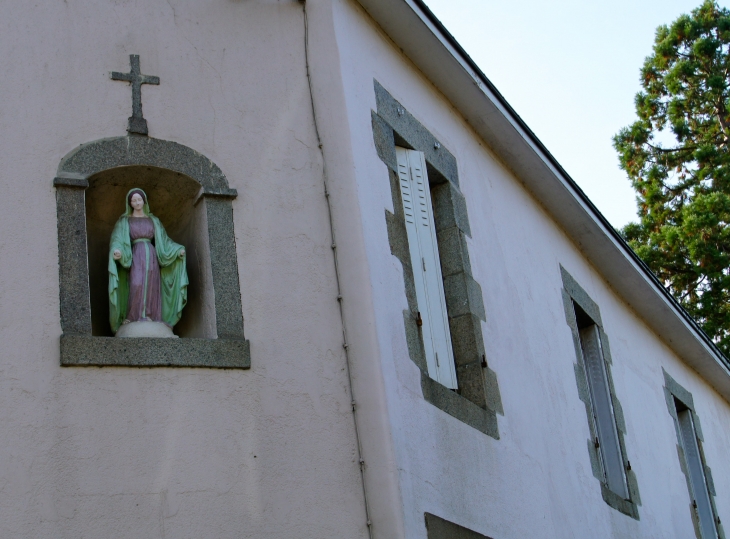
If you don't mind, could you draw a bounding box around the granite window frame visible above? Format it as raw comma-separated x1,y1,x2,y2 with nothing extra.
560,266,640,519
372,80,502,439
424,512,492,539
54,135,250,368
663,369,725,539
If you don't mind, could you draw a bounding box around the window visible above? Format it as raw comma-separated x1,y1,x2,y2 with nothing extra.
675,402,718,538
396,147,458,389
662,369,723,539
575,304,628,499
560,266,639,518
664,371,723,537
373,80,502,438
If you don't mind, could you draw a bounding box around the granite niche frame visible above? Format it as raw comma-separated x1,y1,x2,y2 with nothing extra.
560,266,640,519
372,80,502,439
54,136,250,368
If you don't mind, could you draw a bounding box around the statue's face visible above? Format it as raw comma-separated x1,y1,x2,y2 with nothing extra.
130,193,144,211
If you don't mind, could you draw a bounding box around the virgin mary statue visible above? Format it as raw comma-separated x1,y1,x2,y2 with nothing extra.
109,188,188,337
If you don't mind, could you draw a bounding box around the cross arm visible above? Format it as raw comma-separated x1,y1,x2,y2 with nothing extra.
140,75,160,85
110,71,134,82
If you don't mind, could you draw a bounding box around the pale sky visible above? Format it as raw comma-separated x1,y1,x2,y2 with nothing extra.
422,0,720,229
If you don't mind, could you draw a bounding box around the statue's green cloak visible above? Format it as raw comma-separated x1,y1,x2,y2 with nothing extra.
108,188,188,333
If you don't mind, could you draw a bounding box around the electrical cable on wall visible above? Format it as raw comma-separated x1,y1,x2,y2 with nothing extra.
299,1,374,536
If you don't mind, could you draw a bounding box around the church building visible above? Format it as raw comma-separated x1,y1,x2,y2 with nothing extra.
1,0,729,538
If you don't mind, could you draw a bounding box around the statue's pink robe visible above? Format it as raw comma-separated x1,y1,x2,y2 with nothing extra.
126,217,162,323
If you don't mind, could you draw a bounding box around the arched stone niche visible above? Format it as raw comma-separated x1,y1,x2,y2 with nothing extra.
54,136,249,368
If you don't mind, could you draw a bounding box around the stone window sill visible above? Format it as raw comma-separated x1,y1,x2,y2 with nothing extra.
421,372,498,438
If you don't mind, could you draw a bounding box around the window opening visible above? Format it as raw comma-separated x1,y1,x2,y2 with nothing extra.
396,147,457,389
574,303,629,499
675,400,718,538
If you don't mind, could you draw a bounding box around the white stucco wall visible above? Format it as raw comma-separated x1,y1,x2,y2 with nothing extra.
327,1,730,538
0,1,369,538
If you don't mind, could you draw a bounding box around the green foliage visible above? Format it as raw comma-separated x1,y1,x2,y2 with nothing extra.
614,1,730,354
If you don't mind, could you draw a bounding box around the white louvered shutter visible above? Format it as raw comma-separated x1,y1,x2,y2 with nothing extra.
396,147,458,389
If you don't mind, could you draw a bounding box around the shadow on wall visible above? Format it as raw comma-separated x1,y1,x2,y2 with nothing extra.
85,165,216,338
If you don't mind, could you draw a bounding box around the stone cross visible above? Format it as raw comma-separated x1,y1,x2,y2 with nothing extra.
110,54,160,135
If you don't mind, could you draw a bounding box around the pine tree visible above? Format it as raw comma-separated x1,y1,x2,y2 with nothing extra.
615,0,730,354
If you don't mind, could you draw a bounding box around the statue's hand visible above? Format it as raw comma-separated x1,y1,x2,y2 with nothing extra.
178,249,185,258
113,249,122,260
